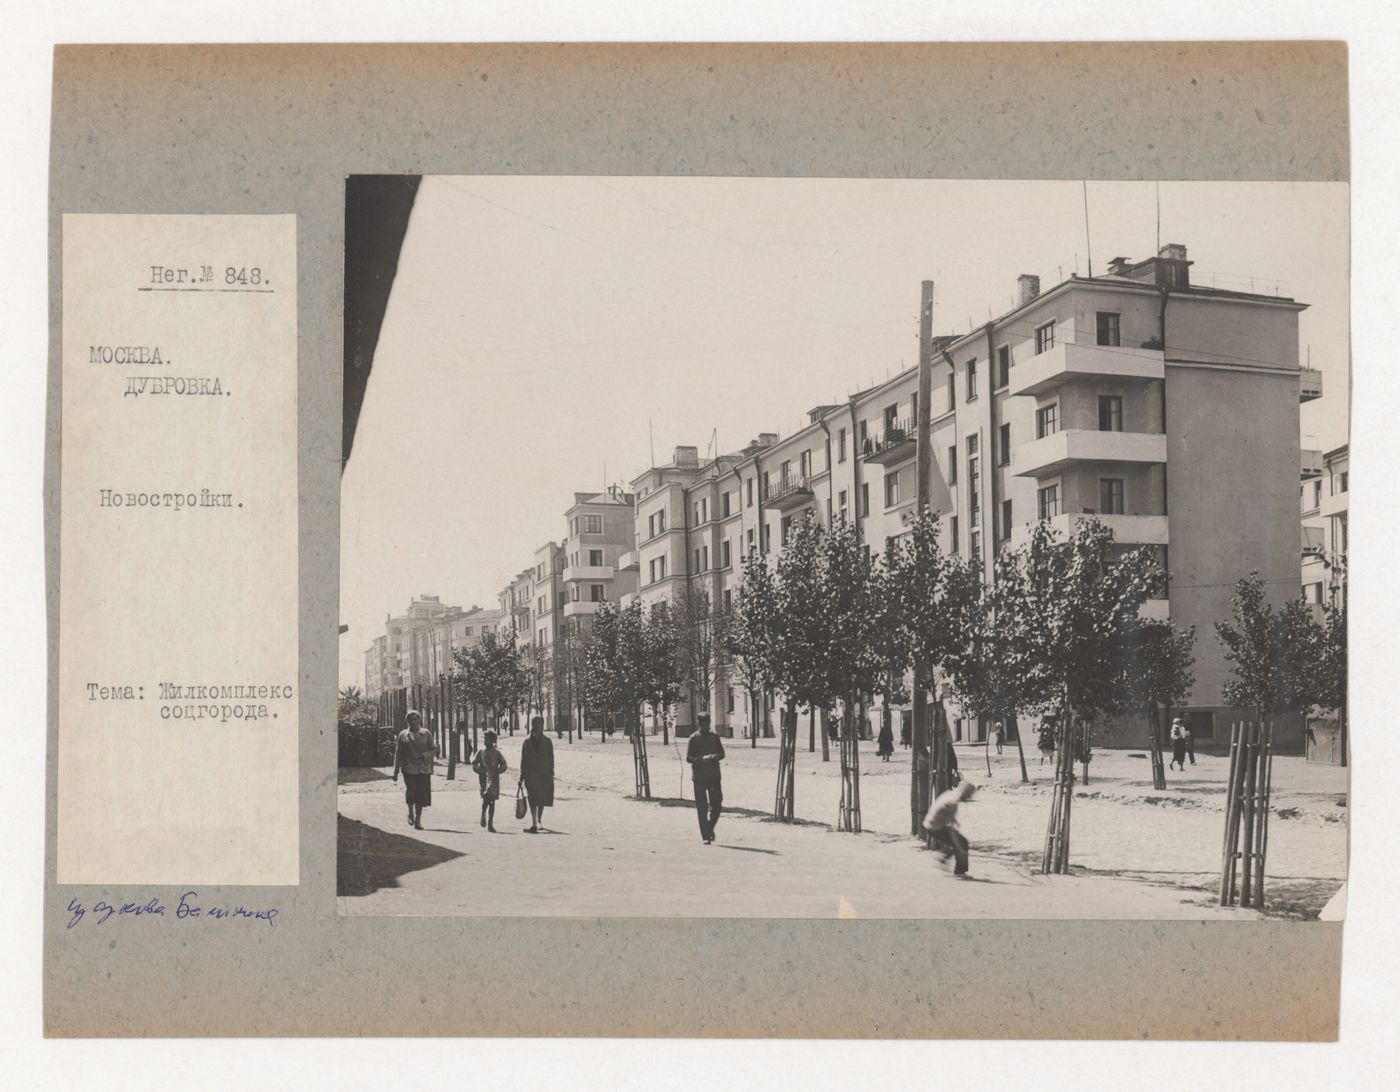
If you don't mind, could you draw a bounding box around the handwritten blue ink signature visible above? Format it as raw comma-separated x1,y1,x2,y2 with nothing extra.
66,892,278,929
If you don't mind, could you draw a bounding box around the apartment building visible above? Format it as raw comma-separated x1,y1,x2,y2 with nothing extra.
624,244,1312,750
1302,443,1348,611
560,488,639,624
362,595,504,697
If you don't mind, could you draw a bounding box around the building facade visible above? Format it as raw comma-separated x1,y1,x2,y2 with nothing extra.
1302,443,1349,611
362,596,503,698
621,245,1313,749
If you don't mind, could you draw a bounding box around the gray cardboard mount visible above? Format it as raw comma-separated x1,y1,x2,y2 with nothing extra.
45,43,1347,1039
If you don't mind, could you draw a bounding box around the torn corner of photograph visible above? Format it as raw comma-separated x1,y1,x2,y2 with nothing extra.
56,213,299,886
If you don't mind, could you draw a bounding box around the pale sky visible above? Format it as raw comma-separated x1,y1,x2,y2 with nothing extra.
340,178,1349,687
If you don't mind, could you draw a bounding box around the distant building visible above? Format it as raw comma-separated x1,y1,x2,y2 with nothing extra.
1301,442,1348,612
362,595,503,697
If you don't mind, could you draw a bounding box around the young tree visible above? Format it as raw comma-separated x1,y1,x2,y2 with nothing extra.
868,541,913,768
896,510,981,833
996,519,1162,874
674,587,727,729
1313,596,1347,766
770,516,835,818
727,547,781,750
638,599,686,746
818,516,882,832
1215,574,1322,720
586,601,653,795
941,576,1034,784
1119,619,1197,790
337,685,379,730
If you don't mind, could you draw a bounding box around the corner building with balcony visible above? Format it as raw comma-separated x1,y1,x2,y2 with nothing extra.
940,245,1312,749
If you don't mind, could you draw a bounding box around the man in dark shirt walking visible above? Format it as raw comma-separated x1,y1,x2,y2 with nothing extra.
686,713,725,844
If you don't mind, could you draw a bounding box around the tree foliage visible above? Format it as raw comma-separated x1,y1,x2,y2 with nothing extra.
337,685,379,730
1214,573,1322,715
1119,619,1197,720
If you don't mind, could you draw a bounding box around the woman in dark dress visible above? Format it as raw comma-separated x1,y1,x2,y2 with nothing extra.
520,716,555,832
877,718,895,761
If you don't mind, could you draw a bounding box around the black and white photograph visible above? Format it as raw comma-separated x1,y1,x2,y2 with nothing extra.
336,176,1349,922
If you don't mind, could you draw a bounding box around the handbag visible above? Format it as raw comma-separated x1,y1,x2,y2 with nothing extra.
514,779,528,820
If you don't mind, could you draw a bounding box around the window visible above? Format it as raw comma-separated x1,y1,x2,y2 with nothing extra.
970,530,981,562
996,345,1010,388
860,483,870,517
695,547,703,571
1098,395,1123,432
837,428,847,462
1038,484,1060,520
722,491,731,518
583,514,603,534
694,502,702,524
1099,478,1125,515
746,528,755,551
727,687,736,713
1034,320,1056,354
589,549,603,566
947,445,957,485
702,545,709,570
1036,403,1059,438
1096,311,1121,347
590,584,605,602
884,473,899,508
1334,471,1349,495
800,449,811,478
884,404,898,431
837,489,848,522
781,460,792,484
723,589,733,612
649,558,658,583
762,525,771,552
721,540,731,569
967,433,978,456
780,516,793,546
1311,480,1322,509
762,471,770,498
571,518,578,536
966,358,978,400
946,369,956,408
859,420,869,452
886,535,898,558
911,391,919,423
660,557,667,579
1001,498,1013,541
538,595,546,613
950,515,960,553
746,478,754,507
999,422,1011,465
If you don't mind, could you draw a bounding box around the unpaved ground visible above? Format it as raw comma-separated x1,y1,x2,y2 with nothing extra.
337,733,1346,920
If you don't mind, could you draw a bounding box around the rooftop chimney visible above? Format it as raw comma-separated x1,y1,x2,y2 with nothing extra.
673,445,698,468
1017,274,1041,305
1159,243,1188,262
1107,256,1132,276
1154,243,1191,288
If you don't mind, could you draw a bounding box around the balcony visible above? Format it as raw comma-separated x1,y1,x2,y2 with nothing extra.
563,600,603,619
1299,367,1323,403
563,563,614,583
1012,429,1168,477
863,418,917,466
1010,512,1169,550
1138,598,1170,622
1008,342,1164,398
767,474,815,512
1302,525,1325,557
1319,489,1348,519
1301,448,1323,479
616,550,638,572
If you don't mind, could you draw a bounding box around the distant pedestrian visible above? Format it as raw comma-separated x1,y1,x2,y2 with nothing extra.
923,781,977,877
686,712,725,844
520,716,555,832
1169,717,1188,771
990,721,1005,755
900,716,911,749
877,718,894,761
472,730,508,832
393,710,437,830
1037,720,1056,766
1185,720,1196,765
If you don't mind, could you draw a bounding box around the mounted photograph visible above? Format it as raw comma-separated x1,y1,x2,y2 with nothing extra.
337,175,1349,921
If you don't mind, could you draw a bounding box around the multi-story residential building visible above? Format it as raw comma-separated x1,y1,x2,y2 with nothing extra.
560,488,638,625
364,594,472,697
1302,442,1348,611
624,244,1313,751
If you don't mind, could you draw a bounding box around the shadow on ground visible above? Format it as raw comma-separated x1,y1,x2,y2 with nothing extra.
339,767,391,786
337,813,466,897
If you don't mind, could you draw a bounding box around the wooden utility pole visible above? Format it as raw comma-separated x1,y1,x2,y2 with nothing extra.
911,280,936,835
